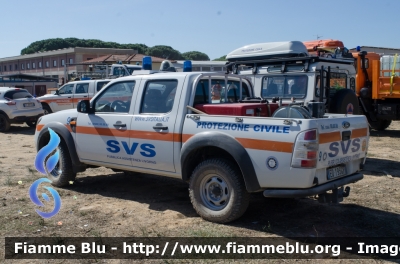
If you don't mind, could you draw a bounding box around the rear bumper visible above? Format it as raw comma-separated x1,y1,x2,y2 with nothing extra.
263,173,363,198
9,113,44,123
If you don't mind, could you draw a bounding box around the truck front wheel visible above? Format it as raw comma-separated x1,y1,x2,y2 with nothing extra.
47,139,77,187
189,158,250,223
368,118,392,131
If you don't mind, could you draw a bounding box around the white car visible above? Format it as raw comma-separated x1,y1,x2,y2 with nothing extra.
0,87,44,132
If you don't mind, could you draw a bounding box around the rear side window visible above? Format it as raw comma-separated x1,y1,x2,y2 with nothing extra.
315,72,347,97
96,81,110,92
194,79,250,104
75,83,89,94
4,89,32,99
140,80,178,114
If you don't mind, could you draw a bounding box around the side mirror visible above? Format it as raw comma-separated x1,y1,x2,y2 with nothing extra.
77,100,93,114
55,90,60,95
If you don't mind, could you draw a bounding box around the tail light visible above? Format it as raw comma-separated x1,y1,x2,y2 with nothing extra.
291,129,318,168
4,97,16,105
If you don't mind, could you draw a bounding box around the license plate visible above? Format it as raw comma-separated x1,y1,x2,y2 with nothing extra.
24,103,35,107
327,165,347,180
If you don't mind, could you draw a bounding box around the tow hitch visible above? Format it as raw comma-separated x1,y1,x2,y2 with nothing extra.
317,186,351,203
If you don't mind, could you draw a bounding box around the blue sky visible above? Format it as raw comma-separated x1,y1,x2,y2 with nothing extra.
1,0,399,60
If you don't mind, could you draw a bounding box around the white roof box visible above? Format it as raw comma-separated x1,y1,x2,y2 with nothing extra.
226,41,309,62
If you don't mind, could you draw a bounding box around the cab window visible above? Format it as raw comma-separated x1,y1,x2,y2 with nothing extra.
262,76,307,99
58,84,74,94
140,80,178,114
94,81,135,113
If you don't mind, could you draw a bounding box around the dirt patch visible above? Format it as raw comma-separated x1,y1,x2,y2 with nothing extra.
0,123,400,263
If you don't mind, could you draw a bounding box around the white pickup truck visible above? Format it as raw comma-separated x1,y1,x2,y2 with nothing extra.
34,70,369,223
36,79,111,114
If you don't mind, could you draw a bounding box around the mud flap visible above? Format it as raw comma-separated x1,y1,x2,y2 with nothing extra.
317,186,350,203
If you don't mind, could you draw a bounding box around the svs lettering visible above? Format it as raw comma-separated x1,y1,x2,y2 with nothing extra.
106,140,156,157
328,139,360,158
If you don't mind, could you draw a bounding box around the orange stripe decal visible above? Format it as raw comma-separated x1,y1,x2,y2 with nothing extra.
236,138,293,153
351,128,368,139
320,132,341,144
182,134,192,143
129,130,174,141
76,126,130,137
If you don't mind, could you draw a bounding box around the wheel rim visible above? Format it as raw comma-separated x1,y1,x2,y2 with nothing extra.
200,174,230,211
47,147,63,179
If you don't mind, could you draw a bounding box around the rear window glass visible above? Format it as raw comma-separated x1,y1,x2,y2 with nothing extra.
4,89,32,99
262,75,307,99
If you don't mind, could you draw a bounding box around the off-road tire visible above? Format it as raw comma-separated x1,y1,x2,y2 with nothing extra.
26,120,37,128
189,158,250,223
43,105,52,115
0,114,11,132
47,139,77,187
368,118,392,131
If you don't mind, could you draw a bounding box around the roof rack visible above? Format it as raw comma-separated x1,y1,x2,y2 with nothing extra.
226,55,354,74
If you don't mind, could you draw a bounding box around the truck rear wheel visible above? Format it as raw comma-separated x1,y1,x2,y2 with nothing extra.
47,139,76,187
189,158,250,223
329,89,360,115
368,118,392,131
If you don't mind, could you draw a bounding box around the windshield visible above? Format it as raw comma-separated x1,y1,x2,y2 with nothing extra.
261,75,307,99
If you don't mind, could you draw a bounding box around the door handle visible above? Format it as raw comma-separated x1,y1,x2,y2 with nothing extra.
153,125,168,130
68,97,72,98
83,96,87,98
113,123,126,127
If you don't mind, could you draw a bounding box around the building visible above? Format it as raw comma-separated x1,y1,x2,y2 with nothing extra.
82,53,174,75
0,74,58,96
350,46,400,55
0,47,229,94
0,47,137,84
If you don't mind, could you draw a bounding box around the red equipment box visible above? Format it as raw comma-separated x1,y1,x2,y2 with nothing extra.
194,103,279,117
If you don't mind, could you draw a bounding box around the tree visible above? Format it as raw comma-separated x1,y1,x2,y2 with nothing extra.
213,55,227,61
124,44,148,54
20,38,146,55
182,51,210,61
146,45,183,60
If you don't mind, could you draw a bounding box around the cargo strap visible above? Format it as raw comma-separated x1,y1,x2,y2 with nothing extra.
390,53,398,95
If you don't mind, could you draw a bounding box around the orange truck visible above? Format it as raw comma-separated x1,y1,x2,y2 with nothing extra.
303,39,400,130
